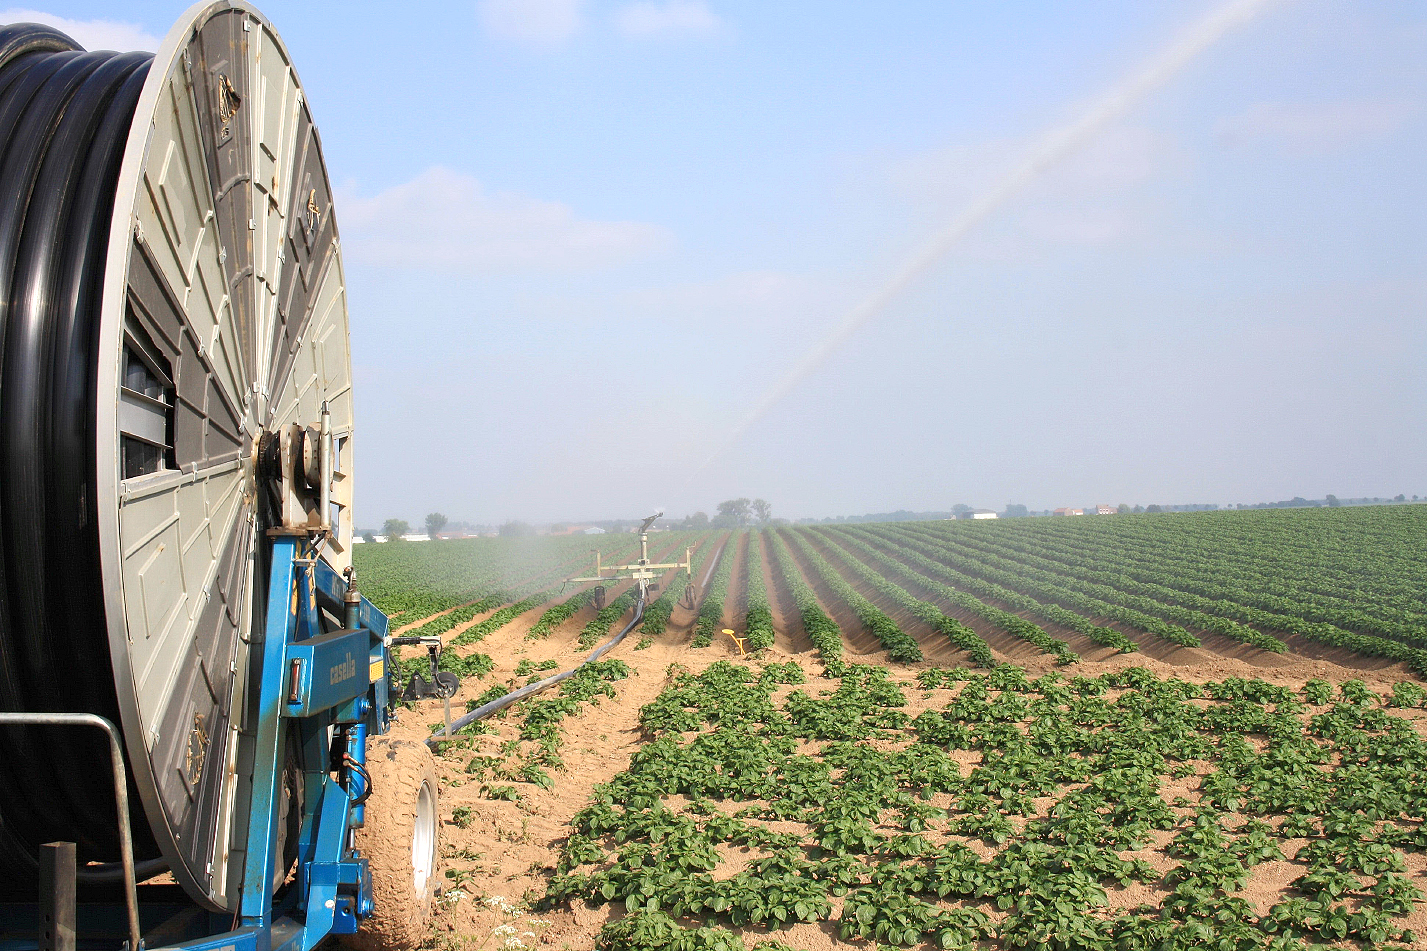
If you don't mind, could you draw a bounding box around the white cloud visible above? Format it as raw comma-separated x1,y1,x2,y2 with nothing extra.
477,0,584,46
0,8,160,51
615,0,721,39
337,166,670,272
1217,101,1417,152
1049,127,1182,190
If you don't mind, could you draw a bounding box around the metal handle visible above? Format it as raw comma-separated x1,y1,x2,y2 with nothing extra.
0,713,141,951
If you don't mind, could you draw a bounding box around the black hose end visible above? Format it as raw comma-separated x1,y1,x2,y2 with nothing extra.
0,23,83,64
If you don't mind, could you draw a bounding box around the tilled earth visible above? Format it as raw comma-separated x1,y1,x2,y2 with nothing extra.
381,574,1427,951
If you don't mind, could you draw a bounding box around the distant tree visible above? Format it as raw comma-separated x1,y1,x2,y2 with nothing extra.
1117,504,1130,514
1145,504,1163,514
382,518,409,540
362,531,376,544
1395,494,1406,503
1002,504,1029,518
713,498,752,528
951,503,972,515
682,511,709,530
499,520,535,537
751,499,773,524
1326,494,1340,507
425,512,448,537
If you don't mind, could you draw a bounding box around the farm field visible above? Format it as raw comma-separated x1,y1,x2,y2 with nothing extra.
355,506,1427,951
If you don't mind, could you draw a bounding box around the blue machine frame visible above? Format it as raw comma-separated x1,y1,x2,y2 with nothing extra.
219,535,390,951
0,536,394,951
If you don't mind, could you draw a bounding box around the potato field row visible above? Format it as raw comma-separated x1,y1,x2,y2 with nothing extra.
354,507,1427,681
719,508,1427,677
358,506,1427,950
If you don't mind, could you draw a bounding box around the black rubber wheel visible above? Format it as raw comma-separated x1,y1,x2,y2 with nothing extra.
343,738,440,951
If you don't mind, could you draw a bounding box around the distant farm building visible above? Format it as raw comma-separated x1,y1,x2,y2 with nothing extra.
956,509,999,520
1094,505,1115,515
1054,508,1085,516
584,527,607,535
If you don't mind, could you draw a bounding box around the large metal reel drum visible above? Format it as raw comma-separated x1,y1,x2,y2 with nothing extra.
0,1,354,910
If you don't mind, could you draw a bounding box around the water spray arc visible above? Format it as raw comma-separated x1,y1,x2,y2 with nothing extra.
697,0,1284,475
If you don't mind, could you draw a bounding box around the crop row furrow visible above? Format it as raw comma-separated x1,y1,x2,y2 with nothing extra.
785,529,995,667
766,530,845,666
826,528,1076,663
866,525,1200,649
903,524,1287,652
742,534,775,651
830,526,1136,654
988,524,1427,646
784,530,922,662
693,533,738,648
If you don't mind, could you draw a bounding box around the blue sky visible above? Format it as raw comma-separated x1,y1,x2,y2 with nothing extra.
14,1,1425,523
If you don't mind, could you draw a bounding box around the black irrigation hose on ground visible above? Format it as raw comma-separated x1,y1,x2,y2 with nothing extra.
0,22,161,886
429,594,647,745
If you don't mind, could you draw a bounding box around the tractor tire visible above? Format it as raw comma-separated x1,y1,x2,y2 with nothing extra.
344,738,440,950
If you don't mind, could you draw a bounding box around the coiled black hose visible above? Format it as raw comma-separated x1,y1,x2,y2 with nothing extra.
0,22,160,886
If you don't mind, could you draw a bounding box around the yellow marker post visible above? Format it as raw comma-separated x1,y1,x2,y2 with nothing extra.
723,628,747,656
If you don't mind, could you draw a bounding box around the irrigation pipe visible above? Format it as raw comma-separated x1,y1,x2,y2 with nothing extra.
700,539,728,591
426,534,730,745
429,595,647,745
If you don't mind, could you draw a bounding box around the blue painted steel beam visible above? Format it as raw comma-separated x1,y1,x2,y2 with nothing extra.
240,536,302,933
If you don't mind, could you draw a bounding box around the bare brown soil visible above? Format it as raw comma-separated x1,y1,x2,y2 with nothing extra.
394,621,1427,950
384,539,772,950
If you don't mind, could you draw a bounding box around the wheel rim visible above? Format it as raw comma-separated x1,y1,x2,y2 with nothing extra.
412,779,437,897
